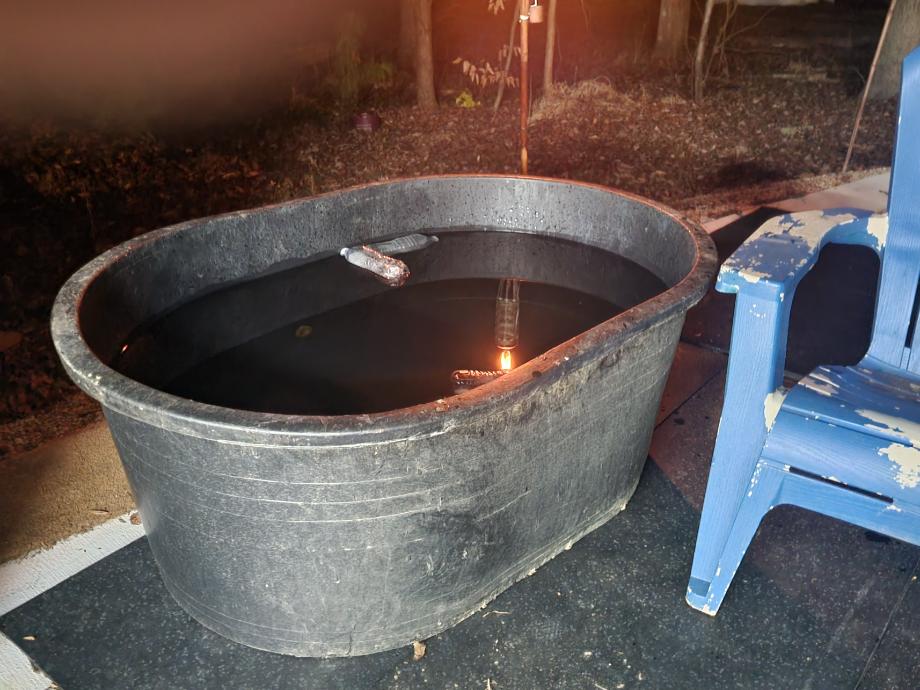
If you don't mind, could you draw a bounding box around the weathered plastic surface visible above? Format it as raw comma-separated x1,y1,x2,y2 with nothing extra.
687,46,920,616
51,176,716,657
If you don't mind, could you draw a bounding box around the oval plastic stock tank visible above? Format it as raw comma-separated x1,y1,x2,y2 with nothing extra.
52,176,717,656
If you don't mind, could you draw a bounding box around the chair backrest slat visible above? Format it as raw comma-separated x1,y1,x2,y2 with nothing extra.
869,48,920,372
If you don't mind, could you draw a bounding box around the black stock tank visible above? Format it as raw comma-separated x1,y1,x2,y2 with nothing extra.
52,176,716,656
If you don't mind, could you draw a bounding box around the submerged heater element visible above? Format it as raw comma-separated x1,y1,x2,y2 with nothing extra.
495,278,520,348
495,278,520,368
452,369,505,393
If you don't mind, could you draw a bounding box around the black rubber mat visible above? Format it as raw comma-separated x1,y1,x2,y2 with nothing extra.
3,452,918,689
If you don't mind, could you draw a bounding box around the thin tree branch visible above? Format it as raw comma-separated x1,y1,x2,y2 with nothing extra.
493,6,519,111
843,0,898,173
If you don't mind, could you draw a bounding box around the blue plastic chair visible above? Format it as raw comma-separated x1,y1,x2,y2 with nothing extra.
686,48,920,615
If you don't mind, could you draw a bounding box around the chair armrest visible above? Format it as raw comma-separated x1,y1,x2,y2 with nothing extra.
717,209,884,434
717,209,885,300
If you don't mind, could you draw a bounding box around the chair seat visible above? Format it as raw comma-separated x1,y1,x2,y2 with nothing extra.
785,363,920,442
765,362,920,501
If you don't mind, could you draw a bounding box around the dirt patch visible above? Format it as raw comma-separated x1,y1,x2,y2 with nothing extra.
0,422,133,563
0,391,102,460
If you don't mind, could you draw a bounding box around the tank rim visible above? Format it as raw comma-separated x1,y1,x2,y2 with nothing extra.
51,174,718,446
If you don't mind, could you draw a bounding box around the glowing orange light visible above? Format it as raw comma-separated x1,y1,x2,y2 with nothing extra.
500,350,513,371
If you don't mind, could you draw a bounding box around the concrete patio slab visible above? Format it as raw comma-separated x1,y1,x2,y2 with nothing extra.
0,422,131,564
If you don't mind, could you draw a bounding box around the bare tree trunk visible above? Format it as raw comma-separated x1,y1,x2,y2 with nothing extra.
543,0,558,96
398,0,417,70
870,0,919,100
693,0,716,101
654,0,691,63
414,0,437,108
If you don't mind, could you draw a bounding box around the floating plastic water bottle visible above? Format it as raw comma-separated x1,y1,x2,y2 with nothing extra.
339,233,438,287
340,246,410,287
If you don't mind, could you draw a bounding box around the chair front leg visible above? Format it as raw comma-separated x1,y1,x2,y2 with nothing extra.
687,288,789,611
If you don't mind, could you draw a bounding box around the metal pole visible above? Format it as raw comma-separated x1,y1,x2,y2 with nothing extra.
519,0,530,174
